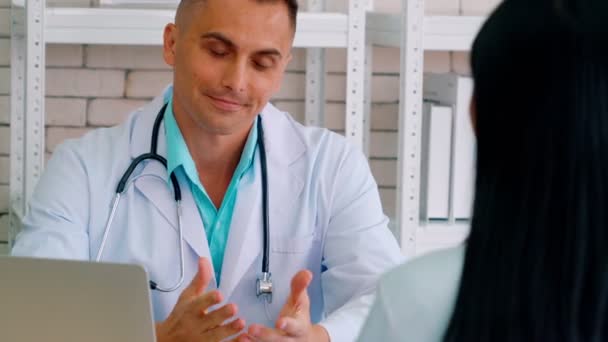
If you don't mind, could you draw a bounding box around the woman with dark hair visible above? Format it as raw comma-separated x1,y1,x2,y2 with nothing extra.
357,0,608,341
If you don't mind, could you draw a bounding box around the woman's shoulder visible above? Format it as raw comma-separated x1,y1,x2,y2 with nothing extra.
383,244,465,288
377,245,466,341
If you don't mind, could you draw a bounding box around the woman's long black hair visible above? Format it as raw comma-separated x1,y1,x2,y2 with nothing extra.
444,0,608,340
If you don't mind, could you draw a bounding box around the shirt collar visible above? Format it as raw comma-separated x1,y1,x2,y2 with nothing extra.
164,92,258,185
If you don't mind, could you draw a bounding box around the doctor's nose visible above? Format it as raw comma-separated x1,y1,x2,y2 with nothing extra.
221,60,247,93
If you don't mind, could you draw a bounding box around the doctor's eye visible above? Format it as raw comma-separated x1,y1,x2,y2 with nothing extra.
209,49,229,57
253,61,270,71
252,57,276,71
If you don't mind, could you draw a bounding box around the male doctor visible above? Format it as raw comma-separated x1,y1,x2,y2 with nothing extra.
11,0,402,341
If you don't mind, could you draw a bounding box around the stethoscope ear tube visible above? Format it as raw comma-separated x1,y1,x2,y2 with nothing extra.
101,102,185,292
256,117,273,304
257,117,270,275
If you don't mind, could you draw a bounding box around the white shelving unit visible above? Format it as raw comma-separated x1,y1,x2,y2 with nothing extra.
366,0,485,257
8,0,374,246
44,8,349,46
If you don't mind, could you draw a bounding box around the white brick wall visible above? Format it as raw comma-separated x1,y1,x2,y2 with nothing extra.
47,98,87,126
0,67,9,94
371,159,397,187
379,188,396,219
371,76,401,103
46,69,125,97
0,126,8,155
47,44,84,67
0,39,9,66
0,0,500,230
0,155,7,184
452,52,472,75
370,132,398,159
126,70,172,98
0,184,7,213
426,0,459,15
325,48,402,74
46,127,90,153
461,0,501,15
0,212,7,242
88,98,147,126
86,45,169,70
426,52,452,73
0,9,10,36
371,104,399,130
0,96,8,124
275,73,305,100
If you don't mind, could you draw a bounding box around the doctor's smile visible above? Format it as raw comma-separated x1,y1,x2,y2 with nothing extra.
206,94,247,112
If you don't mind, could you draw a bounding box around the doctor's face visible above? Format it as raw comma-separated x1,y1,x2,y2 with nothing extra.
163,0,294,136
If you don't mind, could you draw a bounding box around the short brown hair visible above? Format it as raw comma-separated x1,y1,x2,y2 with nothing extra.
177,0,298,30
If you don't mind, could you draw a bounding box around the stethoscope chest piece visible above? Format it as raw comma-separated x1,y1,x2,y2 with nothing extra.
256,272,273,303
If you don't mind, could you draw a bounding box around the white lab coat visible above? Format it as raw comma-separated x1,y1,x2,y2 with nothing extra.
12,87,402,341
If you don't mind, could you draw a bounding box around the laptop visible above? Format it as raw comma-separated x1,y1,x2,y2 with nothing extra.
0,256,156,342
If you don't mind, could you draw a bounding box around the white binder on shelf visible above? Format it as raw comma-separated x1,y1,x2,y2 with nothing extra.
423,73,476,221
420,102,453,221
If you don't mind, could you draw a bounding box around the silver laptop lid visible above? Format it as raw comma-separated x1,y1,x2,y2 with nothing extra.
0,256,156,342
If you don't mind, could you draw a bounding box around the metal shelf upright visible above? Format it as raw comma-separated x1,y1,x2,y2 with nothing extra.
9,0,45,247
365,0,485,257
9,0,374,246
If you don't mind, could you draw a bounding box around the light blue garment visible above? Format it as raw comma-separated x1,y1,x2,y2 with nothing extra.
357,245,465,342
11,86,403,342
164,94,257,283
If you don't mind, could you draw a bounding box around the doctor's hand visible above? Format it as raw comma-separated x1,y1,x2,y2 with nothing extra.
240,270,330,342
155,258,246,342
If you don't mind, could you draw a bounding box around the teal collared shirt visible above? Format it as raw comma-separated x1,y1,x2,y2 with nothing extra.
164,93,258,284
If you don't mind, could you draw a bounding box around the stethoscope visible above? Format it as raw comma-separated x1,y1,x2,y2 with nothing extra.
95,103,274,303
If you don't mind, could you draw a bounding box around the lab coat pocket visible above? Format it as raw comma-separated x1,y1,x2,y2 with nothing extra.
264,234,322,321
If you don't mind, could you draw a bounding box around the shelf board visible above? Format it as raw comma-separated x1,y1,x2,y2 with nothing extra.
389,219,470,235
44,8,349,47
367,12,486,51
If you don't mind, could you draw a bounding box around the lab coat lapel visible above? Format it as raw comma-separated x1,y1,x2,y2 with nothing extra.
129,89,210,261
218,156,263,298
219,105,305,299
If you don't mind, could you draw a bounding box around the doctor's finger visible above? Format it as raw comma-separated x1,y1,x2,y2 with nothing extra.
248,324,288,342
187,289,224,316
201,318,246,342
198,303,239,332
180,258,213,300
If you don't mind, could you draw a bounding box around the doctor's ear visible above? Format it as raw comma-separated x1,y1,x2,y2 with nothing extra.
163,23,178,67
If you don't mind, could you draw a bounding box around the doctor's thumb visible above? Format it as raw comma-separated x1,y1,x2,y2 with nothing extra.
182,258,213,299
288,270,313,310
